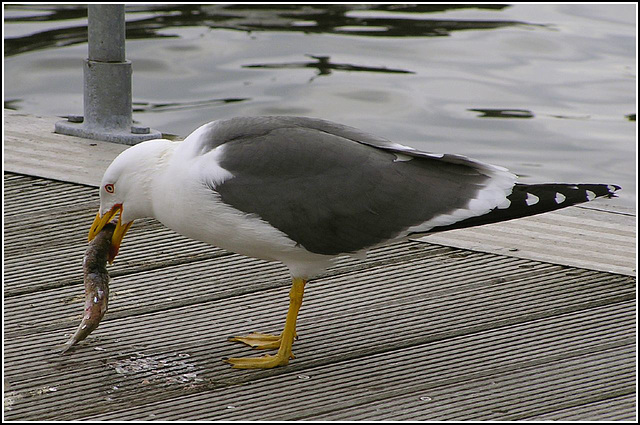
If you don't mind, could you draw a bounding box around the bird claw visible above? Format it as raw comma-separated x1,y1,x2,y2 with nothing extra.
228,332,281,349
223,352,293,369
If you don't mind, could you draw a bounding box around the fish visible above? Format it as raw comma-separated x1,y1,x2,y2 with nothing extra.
60,222,115,353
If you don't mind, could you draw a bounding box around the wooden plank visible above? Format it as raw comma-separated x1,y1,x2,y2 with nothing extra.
416,203,636,276
523,394,637,421
4,110,130,187
5,299,633,421
306,345,635,421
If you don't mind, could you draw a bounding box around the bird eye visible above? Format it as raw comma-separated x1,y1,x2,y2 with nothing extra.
104,183,115,194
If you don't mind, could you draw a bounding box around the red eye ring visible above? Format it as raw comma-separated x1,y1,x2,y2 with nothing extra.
104,183,115,194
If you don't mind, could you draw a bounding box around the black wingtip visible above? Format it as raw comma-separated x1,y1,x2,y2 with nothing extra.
422,182,623,235
606,184,622,198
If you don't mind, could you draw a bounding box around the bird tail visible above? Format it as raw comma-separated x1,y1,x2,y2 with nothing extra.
424,183,621,233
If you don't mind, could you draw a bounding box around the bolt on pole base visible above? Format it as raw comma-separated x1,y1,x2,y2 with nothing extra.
55,118,163,145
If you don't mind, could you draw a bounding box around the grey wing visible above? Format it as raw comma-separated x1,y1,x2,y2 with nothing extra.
206,117,515,255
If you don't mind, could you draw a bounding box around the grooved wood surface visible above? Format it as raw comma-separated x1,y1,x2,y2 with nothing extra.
3,172,636,421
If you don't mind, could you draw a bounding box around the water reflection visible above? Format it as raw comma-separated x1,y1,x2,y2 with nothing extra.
4,99,21,110
468,109,535,119
243,54,414,81
133,97,249,113
5,4,539,57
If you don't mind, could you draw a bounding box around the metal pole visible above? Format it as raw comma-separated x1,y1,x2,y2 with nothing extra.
88,5,126,62
55,5,161,145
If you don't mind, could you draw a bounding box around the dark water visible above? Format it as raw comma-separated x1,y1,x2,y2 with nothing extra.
4,4,637,208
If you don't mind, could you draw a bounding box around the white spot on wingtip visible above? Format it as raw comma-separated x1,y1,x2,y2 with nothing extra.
393,153,413,162
555,192,566,204
586,190,597,201
525,193,539,206
497,197,511,209
607,185,618,193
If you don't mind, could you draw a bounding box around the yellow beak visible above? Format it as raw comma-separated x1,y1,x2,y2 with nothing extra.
89,204,133,264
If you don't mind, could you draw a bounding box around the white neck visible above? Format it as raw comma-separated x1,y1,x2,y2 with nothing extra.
118,139,177,223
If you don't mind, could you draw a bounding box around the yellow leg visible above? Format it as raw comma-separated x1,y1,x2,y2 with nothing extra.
224,278,306,369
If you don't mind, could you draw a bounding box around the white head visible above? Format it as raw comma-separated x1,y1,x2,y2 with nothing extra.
88,139,175,262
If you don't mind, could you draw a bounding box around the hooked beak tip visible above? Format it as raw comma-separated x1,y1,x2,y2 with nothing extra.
89,205,120,241
89,204,132,264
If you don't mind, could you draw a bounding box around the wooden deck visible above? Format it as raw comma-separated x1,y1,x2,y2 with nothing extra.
3,111,637,421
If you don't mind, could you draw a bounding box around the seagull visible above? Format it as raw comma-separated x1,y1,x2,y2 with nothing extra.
88,116,620,369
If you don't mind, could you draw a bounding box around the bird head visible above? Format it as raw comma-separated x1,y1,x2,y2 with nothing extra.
88,139,173,263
